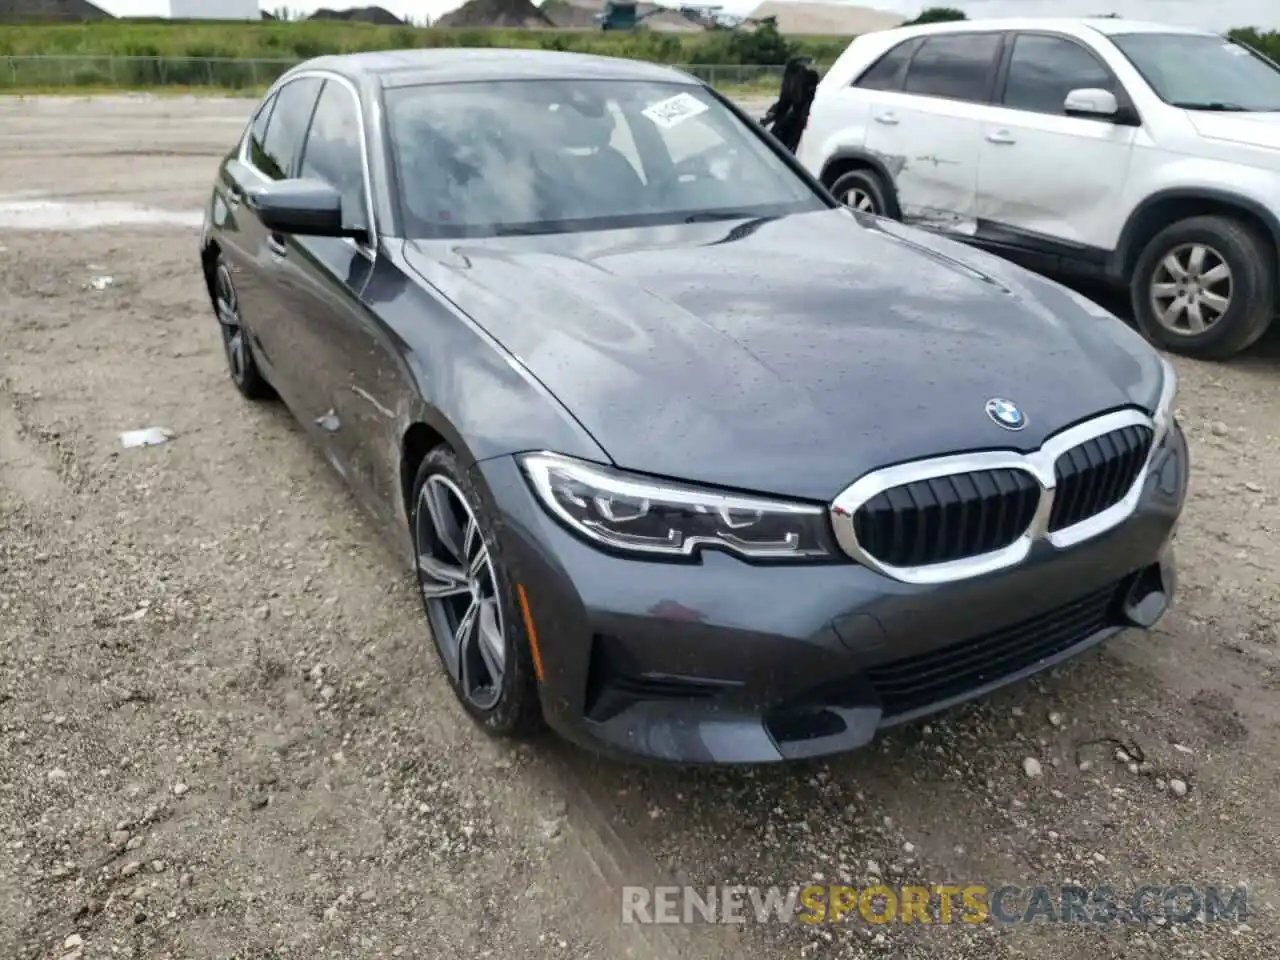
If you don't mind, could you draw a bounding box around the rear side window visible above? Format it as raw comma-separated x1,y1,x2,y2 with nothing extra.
258,76,324,181
903,33,1002,103
854,39,920,91
1003,34,1117,115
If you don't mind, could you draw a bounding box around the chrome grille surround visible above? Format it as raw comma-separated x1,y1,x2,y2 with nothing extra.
829,408,1158,585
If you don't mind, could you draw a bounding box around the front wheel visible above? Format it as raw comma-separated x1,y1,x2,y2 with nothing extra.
829,168,891,217
410,446,542,736
1130,215,1275,360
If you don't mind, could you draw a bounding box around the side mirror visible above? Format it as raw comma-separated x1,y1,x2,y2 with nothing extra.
246,178,368,242
1063,88,1120,119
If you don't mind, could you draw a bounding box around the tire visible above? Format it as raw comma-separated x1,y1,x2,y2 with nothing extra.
410,445,542,737
1129,215,1276,360
211,255,273,400
829,168,892,218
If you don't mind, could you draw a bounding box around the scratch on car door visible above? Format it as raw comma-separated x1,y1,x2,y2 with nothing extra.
351,384,395,420
901,206,979,237
871,150,908,178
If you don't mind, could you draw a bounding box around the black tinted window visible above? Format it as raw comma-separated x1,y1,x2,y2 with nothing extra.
855,40,918,91
299,80,367,228
1004,35,1115,114
259,77,323,181
247,93,276,171
904,34,1001,102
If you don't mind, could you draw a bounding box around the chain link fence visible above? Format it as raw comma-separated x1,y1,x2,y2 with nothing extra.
0,56,792,92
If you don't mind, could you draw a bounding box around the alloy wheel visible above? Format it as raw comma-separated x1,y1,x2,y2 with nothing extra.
841,187,877,214
214,263,250,384
415,474,506,710
1149,242,1233,335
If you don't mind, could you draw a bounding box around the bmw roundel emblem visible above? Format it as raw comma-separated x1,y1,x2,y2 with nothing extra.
985,397,1027,431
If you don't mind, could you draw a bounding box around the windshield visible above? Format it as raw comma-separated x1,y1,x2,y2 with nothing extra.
383,79,826,238
1111,33,1280,112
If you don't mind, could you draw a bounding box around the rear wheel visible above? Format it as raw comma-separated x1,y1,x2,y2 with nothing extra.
410,445,542,737
212,256,272,400
830,168,891,217
1130,215,1275,360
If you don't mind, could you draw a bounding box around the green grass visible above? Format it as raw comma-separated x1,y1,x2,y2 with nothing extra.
0,82,270,97
4,19,1277,96
0,79,776,98
0,55,793,93
0,20,853,64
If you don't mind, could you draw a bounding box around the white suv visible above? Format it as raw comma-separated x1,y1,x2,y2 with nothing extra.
796,18,1280,360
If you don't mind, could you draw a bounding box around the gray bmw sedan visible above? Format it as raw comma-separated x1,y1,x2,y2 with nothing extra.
199,48,1187,763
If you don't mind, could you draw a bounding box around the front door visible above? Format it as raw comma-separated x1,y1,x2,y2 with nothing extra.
279,77,400,521
975,32,1137,260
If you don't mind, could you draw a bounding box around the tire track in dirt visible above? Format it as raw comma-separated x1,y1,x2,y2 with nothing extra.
0,382,66,511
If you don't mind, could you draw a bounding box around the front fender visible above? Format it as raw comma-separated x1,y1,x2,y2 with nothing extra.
1111,166,1280,278
388,242,610,469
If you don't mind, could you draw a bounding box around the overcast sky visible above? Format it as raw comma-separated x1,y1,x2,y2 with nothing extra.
97,0,1280,32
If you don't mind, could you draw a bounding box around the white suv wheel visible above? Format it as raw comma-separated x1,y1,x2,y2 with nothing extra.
1148,242,1233,336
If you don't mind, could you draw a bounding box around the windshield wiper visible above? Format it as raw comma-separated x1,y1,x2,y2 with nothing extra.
684,211,761,223
1170,101,1250,112
492,225,552,237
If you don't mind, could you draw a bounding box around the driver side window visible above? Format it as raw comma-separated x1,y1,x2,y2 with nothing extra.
298,79,369,231
246,93,277,173
257,77,323,181
1002,34,1117,116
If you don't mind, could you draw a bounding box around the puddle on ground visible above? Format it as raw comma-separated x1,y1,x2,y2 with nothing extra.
0,195,202,231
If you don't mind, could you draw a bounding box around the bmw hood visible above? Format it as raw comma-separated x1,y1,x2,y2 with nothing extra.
403,210,1162,501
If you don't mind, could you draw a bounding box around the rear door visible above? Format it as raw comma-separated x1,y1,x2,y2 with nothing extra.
216,92,277,376
864,31,1004,235
975,32,1137,267
797,37,920,177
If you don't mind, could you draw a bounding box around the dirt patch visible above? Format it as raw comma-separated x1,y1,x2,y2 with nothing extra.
1,95,1278,960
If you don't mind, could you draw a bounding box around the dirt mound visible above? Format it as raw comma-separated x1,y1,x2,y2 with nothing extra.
437,0,554,28
0,0,111,21
747,1,903,35
539,0,705,32
539,0,599,28
308,6,406,25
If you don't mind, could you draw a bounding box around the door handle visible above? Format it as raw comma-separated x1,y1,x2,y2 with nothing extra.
874,112,899,125
267,234,287,258
986,130,1016,144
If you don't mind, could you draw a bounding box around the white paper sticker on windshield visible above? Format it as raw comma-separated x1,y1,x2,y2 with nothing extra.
642,92,710,129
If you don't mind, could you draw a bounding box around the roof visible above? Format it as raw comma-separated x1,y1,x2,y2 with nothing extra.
1077,17,1217,36
882,17,1218,39
297,48,697,89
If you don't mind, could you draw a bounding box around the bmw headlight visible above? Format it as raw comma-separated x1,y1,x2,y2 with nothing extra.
1151,355,1178,449
519,452,835,561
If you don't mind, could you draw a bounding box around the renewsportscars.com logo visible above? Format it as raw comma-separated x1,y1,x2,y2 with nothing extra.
622,883,1249,926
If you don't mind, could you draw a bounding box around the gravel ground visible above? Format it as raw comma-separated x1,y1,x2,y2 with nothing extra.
1,95,1278,960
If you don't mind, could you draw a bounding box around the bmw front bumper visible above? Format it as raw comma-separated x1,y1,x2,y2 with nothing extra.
475,424,1187,764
